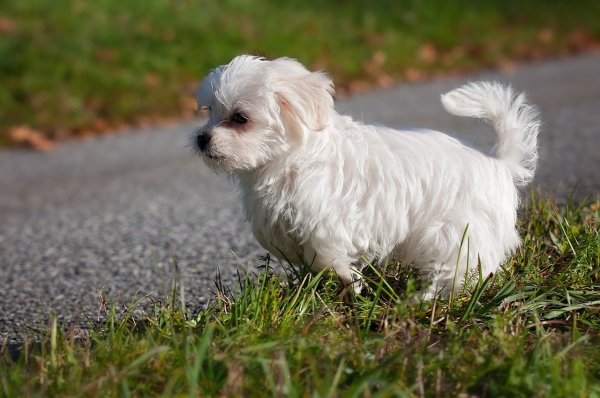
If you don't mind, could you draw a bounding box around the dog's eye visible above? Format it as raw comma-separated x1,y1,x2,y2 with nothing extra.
232,112,248,124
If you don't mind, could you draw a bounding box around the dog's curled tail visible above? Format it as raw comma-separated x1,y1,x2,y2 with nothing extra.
441,81,540,187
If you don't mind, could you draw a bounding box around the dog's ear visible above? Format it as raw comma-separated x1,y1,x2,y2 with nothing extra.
197,64,226,110
270,58,335,137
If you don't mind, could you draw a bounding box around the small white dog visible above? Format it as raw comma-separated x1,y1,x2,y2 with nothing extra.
193,55,539,299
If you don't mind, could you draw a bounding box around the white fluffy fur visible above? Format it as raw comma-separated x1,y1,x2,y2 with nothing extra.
193,55,540,299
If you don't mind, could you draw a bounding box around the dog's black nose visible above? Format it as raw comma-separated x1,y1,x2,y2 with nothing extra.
197,132,210,151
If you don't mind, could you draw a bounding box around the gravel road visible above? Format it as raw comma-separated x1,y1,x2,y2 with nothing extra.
1,53,599,342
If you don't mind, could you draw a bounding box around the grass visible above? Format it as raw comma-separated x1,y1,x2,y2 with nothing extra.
1,0,600,145
1,194,599,397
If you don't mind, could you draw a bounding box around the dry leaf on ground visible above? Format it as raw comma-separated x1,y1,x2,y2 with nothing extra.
9,125,55,151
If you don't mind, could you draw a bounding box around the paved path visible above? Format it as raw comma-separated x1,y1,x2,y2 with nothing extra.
1,54,599,342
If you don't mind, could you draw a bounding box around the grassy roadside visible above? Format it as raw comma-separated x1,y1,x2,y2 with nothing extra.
1,1,600,147
1,195,599,396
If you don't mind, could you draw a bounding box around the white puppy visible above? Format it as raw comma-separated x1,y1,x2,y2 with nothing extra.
193,55,539,299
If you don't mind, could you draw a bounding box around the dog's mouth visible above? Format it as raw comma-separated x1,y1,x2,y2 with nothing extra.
204,151,225,161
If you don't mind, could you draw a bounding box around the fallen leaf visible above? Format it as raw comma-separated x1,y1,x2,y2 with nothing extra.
403,67,423,82
418,43,437,64
376,73,394,88
92,118,111,132
0,15,17,35
9,125,55,151
496,58,516,72
568,29,599,51
363,51,387,76
538,28,554,44
347,80,371,95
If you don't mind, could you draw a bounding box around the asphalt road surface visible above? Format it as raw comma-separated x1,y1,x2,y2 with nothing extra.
1,54,599,342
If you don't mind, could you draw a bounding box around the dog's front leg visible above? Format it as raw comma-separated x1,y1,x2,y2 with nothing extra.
303,246,363,293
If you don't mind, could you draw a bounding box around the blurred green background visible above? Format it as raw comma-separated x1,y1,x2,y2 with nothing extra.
1,0,599,147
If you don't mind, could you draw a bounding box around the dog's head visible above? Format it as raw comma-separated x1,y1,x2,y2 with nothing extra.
192,55,334,172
